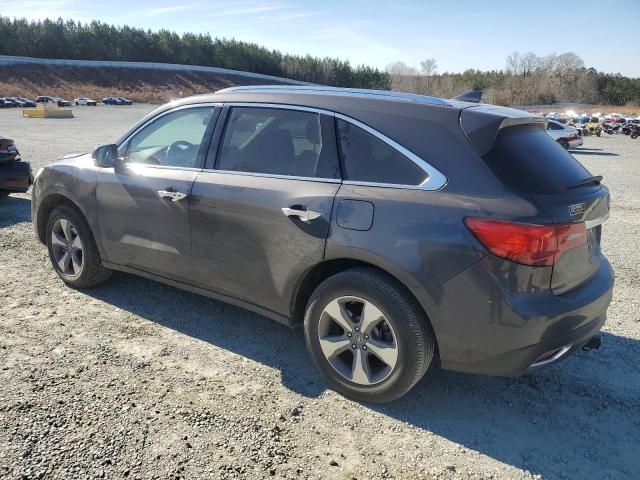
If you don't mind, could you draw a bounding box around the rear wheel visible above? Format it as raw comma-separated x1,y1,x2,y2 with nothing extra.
304,268,435,403
631,132,639,139
46,205,112,288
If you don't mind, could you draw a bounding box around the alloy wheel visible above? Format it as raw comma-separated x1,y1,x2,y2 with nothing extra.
51,218,84,277
318,296,398,386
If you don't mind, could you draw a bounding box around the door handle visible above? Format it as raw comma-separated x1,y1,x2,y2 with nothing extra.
157,189,188,202
281,207,322,223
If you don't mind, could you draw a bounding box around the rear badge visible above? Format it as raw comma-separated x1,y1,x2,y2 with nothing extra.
568,203,585,216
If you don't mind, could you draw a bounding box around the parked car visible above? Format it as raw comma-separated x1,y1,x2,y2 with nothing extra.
74,97,97,106
546,120,583,149
102,97,123,105
10,97,37,108
117,97,133,105
1,137,32,197
35,96,72,107
31,86,613,403
0,97,18,108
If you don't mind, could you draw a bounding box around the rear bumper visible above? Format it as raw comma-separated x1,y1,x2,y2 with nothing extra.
0,160,32,193
432,255,614,377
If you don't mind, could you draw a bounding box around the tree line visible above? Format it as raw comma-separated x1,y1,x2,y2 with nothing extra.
0,16,391,89
2,16,638,107
387,53,640,107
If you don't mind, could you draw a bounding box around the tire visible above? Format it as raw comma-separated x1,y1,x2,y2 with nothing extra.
45,205,112,288
632,133,639,139
558,139,570,150
0,190,9,198
596,130,601,137
304,268,435,403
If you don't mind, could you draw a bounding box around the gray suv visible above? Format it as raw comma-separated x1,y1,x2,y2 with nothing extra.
32,86,614,402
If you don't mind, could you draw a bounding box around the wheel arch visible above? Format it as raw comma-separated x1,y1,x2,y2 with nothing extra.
35,190,95,247
290,258,439,354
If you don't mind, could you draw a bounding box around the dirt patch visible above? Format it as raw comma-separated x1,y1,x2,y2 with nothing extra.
0,64,289,104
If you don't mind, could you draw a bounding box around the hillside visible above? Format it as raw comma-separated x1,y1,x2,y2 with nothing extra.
0,63,293,103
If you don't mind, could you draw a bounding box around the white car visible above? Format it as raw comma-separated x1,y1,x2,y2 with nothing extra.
74,97,97,106
546,120,583,149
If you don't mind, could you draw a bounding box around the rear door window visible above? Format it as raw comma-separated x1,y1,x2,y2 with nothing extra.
483,125,591,194
216,107,340,179
336,118,427,186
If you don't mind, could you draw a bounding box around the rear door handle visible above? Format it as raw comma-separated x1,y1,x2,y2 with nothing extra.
157,189,188,202
281,207,322,223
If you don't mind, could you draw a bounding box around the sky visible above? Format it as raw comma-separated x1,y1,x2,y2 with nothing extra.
1,0,639,77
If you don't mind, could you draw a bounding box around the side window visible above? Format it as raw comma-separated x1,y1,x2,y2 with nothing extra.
125,107,214,168
217,107,339,178
547,122,563,130
336,118,427,186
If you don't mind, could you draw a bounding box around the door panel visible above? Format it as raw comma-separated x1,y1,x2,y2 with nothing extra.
189,172,339,316
97,165,198,279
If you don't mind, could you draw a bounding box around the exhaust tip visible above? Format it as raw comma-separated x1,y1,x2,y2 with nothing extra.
531,344,572,368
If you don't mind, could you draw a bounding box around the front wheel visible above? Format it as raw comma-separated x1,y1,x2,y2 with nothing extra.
632,132,639,139
46,205,112,288
304,268,435,403
558,139,570,150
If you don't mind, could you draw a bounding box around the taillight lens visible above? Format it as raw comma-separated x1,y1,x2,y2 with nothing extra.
465,218,587,266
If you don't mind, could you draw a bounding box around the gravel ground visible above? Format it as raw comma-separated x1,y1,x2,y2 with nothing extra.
1,107,639,480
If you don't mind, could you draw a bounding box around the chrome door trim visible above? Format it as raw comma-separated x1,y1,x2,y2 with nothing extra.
585,214,609,230
218,102,448,191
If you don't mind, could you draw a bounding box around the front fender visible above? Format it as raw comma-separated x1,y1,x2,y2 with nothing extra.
32,165,103,256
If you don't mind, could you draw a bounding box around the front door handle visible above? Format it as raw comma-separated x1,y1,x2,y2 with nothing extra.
157,189,188,202
281,207,322,223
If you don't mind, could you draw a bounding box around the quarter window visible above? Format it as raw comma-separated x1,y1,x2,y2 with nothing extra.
217,107,339,178
336,119,427,186
125,107,214,168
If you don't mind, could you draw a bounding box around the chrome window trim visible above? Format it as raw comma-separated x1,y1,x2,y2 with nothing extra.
124,164,204,173
200,169,342,184
333,112,448,191
213,102,448,191
585,213,609,230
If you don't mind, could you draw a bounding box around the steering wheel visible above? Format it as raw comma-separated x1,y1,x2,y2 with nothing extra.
166,140,197,166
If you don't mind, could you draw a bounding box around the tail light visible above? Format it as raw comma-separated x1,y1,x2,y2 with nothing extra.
465,218,587,266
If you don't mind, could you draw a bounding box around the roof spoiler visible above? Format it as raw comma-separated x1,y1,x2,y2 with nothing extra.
451,90,483,103
461,105,547,156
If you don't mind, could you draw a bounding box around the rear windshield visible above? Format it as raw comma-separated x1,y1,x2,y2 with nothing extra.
483,125,591,194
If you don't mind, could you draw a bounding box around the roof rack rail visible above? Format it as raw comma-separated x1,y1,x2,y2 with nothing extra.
216,85,450,106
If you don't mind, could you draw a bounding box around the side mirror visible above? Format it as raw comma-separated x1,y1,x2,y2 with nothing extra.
92,144,119,168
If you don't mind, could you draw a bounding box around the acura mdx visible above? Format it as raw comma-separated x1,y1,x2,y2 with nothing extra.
32,86,614,402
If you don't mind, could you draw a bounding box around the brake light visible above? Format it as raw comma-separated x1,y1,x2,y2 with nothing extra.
465,218,587,266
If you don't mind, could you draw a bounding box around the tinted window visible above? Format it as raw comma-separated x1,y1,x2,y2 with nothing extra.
483,125,591,194
336,118,427,186
125,107,214,168
547,122,563,130
217,107,339,178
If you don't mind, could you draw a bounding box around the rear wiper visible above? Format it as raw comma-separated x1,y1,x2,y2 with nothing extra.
568,175,603,189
